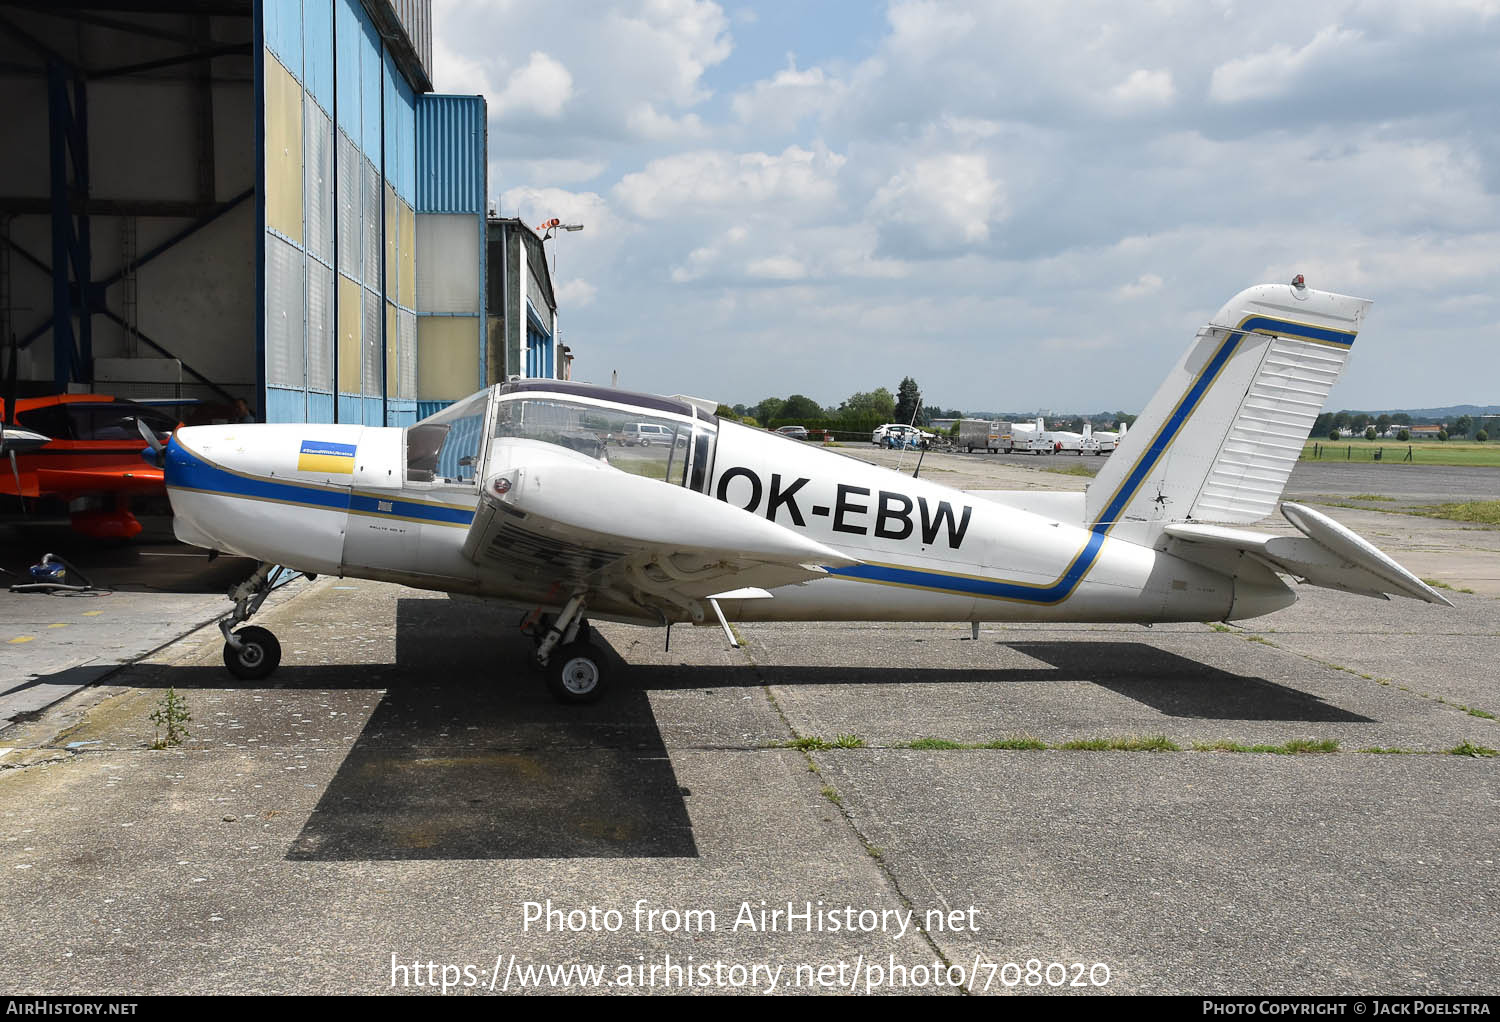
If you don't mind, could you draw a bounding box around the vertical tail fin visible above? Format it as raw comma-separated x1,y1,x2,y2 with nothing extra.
1085,282,1370,543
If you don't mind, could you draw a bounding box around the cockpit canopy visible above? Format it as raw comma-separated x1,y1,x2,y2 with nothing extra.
404,380,719,492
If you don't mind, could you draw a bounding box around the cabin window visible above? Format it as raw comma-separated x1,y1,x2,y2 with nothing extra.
492,396,713,488
405,390,489,486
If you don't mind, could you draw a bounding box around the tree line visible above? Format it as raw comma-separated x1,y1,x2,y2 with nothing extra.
1312,411,1492,441
718,377,1135,435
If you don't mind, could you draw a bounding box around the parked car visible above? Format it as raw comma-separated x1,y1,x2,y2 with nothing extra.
618,422,687,447
775,425,810,440
871,423,935,448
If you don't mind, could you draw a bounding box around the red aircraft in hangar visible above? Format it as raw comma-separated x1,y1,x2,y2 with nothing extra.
0,393,177,539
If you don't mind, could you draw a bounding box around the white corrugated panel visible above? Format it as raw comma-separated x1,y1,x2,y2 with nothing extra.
398,308,416,399
362,286,383,396
307,260,333,392
336,130,361,280
414,213,479,313
304,99,334,265
1190,336,1351,523
265,233,305,388
362,157,381,296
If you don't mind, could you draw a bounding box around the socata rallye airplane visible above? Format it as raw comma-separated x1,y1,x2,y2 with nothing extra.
147,279,1447,703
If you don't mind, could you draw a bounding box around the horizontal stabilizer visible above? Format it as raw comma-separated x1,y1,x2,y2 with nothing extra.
1163,502,1450,606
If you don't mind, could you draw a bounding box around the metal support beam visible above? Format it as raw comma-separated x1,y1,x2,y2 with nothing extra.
0,197,239,217
92,42,250,80
96,188,251,288
5,2,249,14
48,59,79,387
0,235,51,277
27,9,200,47
98,310,236,404
0,11,76,71
192,15,216,205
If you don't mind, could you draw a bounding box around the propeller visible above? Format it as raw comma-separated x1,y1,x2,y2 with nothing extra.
138,415,166,467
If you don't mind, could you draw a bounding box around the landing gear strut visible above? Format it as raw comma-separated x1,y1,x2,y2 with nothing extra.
219,563,294,681
525,593,609,704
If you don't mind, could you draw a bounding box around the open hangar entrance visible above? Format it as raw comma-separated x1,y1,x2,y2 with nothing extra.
0,0,486,428
0,0,256,412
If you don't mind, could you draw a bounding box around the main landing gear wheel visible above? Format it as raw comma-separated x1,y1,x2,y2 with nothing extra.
547,641,608,705
223,626,282,681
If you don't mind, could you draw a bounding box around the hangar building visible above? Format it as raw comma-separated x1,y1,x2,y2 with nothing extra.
0,0,508,427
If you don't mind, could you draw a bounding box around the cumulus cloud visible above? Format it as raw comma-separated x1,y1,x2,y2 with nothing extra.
1109,69,1175,108
613,145,847,219
624,104,708,141
434,0,731,146
556,278,598,307
731,58,847,131
1209,26,1365,104
1116,273,1164,299
869,154,1005,247
496,158,607,186
490,51,574,119
434,0,1500,410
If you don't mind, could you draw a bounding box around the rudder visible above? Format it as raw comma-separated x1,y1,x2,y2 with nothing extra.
1085,281,1370,544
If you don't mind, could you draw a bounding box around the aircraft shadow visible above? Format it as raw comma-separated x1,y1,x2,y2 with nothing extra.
116,606,1370,861
283,598,699,861
625,640,1373,723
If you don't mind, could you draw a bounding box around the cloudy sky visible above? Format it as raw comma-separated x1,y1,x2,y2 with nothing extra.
432,0,1500,415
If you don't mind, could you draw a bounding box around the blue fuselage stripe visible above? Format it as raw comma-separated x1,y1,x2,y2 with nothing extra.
164,437,476,527
1093,329,1243,535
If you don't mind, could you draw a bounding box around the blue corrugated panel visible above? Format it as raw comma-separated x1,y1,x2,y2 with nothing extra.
303,0,334,114
334,0,363,142
338,393,364,424
416,399,451,421
308,391,335,424
436,413,483,479
363,396,384,426
360,12,383,161
386,399,417,428
266,386,308,424
263,0,302,79
416,95,487,213
383,50,416,204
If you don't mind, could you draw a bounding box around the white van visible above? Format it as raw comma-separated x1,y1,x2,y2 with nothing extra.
619,422,687,447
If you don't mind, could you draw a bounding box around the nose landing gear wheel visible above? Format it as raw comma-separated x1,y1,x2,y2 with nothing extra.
547,641,608,704
223,626,282,681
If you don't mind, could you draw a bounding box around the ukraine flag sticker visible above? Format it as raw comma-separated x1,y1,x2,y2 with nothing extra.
298,439,357,474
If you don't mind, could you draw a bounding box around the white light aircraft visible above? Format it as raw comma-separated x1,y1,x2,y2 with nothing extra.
151,280,1448,703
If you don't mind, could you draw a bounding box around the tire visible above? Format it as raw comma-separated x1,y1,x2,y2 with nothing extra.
223,626,282,681
547,641,608,705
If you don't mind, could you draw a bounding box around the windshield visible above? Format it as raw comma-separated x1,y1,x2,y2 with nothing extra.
491,393,717,491
405,389,489,486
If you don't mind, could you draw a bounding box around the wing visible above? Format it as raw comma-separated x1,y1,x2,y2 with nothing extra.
33,466,165,495
462,439,856,622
